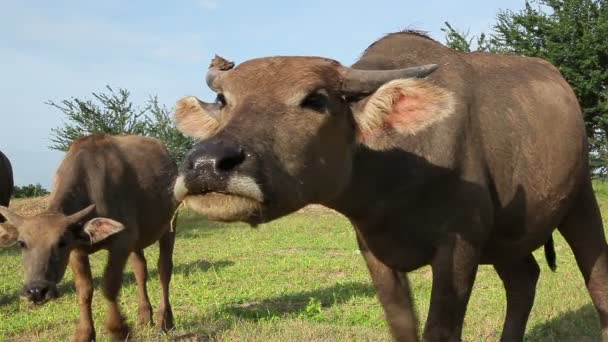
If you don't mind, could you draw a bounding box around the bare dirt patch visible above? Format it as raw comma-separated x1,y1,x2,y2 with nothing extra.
8,195,50,216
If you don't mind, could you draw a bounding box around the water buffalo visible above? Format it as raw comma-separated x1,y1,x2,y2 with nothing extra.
0,150,13,219
0,134,178,341
173,31,608,341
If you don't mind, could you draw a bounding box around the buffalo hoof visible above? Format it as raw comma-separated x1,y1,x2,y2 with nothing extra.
73,325,95,342
105,316,131,341
138,304,153,327
157,307,174,332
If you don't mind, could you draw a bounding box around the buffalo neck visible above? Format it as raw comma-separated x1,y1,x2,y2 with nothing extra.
324,144,455,221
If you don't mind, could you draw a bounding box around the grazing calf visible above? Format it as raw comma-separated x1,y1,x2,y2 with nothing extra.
0,134,178,342
0,150,13,219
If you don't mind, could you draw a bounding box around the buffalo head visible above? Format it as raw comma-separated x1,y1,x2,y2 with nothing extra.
174,55,455,224
0,205,124,304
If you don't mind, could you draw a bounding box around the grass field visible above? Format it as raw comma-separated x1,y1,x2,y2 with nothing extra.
2,185,608,341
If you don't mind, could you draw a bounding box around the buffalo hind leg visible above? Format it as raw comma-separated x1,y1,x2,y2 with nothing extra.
69,250,96,342
103,249,131,340
130,250,153,327
157,228,176,332
559,181,608,340
357,234,419,342
424,234,479,342
494,254,540,341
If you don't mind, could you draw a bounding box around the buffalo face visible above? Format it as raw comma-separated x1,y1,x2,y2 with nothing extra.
174,56,454,224
0,205,125,304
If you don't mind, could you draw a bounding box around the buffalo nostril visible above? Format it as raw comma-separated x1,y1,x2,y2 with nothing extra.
217,148,245,172
183,141,247,176
26,286,49,302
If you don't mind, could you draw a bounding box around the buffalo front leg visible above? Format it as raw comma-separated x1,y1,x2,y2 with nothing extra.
103,249,131,340
423,234,479,342
357,235,419,342
494,254,540,341
69,250,96,342
130,250,153,327
559,181,608,340
157,229,176,332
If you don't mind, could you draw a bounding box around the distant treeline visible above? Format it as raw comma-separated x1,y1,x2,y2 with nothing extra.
12,184,50,198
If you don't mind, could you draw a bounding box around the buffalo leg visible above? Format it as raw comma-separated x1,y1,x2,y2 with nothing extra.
559,181,608,340
494,254,540,341
357,234,419,342
157,228,175,332
69,250,96,342
424,234,479,342
130,250,153,327
103,249,131,340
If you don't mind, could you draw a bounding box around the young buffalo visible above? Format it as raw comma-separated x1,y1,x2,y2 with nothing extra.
0,134,178,342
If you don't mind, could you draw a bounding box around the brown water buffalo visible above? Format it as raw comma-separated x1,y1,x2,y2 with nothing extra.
0,134,178,342
172,31,608,341
0,150,13,218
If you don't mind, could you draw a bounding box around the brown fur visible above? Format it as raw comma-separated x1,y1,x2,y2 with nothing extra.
176,32,607,341
0,134,178,341
210,55,235,71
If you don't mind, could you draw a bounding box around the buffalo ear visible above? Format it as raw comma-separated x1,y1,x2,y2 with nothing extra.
0,223,18,247
76,218,125,245
351,78,456,143
175,96,222,140
0,206,24,227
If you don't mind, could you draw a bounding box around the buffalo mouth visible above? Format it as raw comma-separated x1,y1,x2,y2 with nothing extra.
20,284,59,305
174,175,264,222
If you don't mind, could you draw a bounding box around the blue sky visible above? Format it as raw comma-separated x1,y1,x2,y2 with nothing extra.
0,0,523,189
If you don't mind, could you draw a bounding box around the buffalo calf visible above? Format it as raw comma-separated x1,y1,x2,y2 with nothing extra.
0,134,178,342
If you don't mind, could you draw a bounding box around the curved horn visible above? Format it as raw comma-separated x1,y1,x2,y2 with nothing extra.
0,206,24,227
67,204,96,225
206,55,235,91
340,64,439,94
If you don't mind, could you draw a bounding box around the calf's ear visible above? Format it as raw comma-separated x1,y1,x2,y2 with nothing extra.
76,218,125,245
0,223,18,247
0,206,24,227
175,96,222,140
351,78,455,144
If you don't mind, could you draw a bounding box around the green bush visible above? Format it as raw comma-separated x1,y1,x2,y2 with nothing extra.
48,86,193,163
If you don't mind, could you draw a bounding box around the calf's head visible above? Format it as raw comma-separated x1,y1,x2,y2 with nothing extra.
0,205,124,304
174,56,455,224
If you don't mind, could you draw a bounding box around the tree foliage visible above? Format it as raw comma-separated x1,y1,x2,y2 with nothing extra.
49,86,193,163
12,184,50,198
144,96,195,164
444,0,608,175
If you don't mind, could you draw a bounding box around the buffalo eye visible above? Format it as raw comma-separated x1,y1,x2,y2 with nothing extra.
16,240,26,249
57,238,67,249
301,90,329,113
215,93,227,108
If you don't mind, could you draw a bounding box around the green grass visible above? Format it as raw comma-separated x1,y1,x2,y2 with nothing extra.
2,185,608,341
